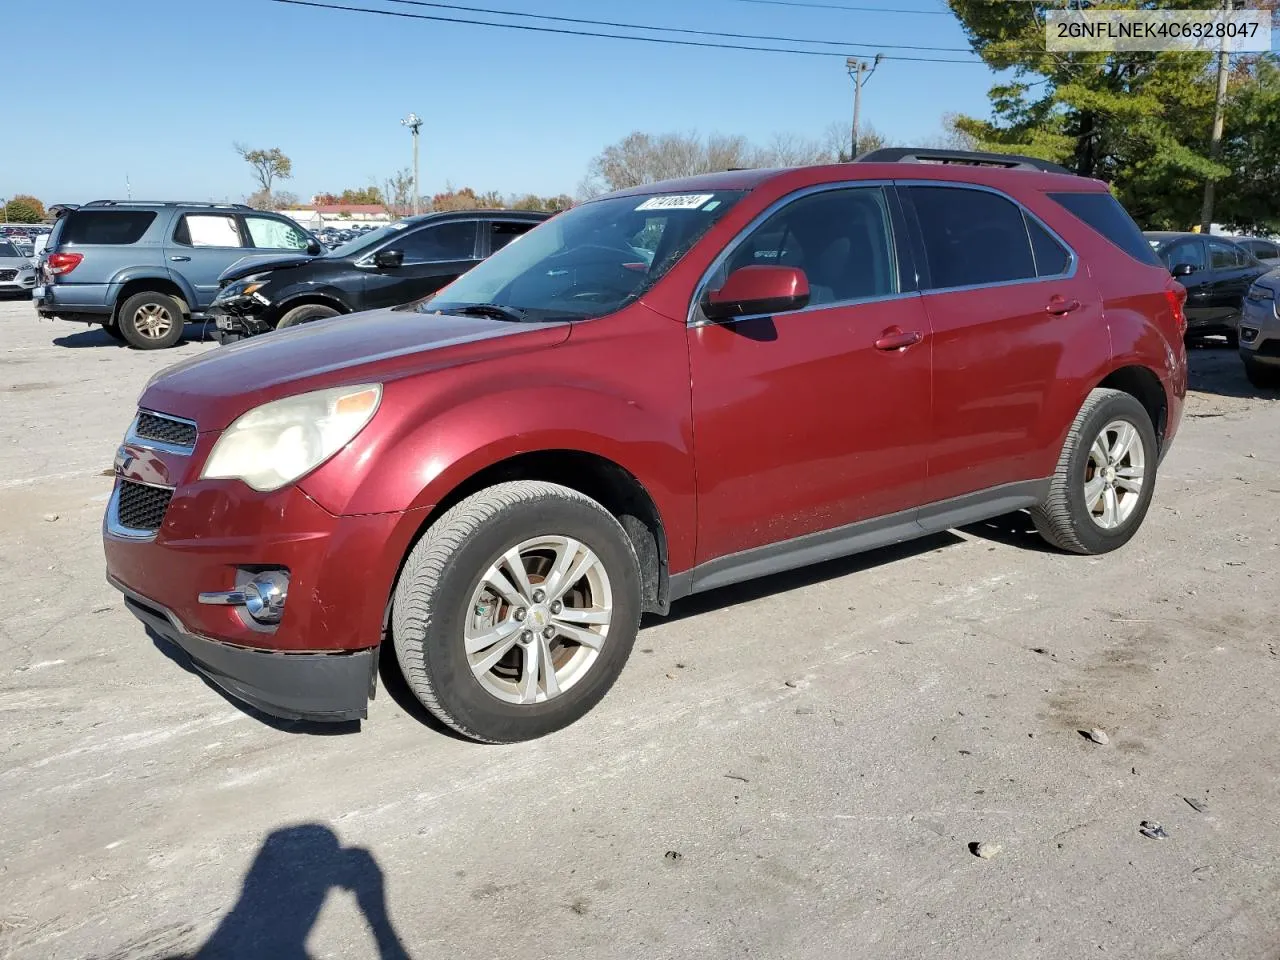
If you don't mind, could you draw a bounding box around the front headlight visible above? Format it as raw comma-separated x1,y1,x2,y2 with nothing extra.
215,274,271,302
1247,284,1275,301
201,384,382,491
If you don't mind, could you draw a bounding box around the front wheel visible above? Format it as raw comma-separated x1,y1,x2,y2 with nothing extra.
1243,356,1280,390
276,303,340,329
392,481,642,743
1032,388,1159,555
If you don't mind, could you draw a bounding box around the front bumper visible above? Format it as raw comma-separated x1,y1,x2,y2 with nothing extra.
1239,295,1280,366
209,298,274,344
110,575,377,721
0,271,36,294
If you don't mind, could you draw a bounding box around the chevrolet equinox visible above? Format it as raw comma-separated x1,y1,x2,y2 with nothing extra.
104,149,1188,743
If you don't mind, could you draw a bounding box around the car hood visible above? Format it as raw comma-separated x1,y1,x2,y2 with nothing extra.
141,307,572,431
1254,266,1280,290
0,256,33,269
218,252,319,284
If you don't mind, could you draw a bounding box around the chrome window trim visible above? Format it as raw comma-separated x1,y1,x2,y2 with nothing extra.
686,179,901,327
105,480,174,542
894,179,1079,291
128,409,198,454
355,217,483,268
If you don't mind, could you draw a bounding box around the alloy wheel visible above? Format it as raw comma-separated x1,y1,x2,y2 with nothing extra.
1084,418,1146,530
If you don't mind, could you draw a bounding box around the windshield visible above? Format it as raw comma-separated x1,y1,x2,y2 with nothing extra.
325,222,407,259
0,241,22,259
421,190,746,321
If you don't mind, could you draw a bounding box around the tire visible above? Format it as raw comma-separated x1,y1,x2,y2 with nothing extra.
117,291,184,349
102,320,126,341
392,481,642,743
1225,330,1239,349
1243,356,1280,390
276,303,340,329
1032,388,1159,555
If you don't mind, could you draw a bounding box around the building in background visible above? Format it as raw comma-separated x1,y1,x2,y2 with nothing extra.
281,204,394,231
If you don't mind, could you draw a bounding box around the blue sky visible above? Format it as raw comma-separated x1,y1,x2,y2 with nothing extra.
7,0,1001,205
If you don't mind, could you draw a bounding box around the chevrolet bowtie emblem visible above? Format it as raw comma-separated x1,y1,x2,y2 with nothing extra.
114,446,134,475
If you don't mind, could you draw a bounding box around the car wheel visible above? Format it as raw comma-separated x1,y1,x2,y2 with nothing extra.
118,292,184,349
1225,330,1239,349
1243,356,1280,390
1032,388,1159,555
276,304,340,329
102,320,126,341
392,481,642,744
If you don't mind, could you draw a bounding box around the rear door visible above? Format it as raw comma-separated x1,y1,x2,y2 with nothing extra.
360,219,480,309
240,213,314,254
166,212,250,309
1206,239,1265,321
902,183,1104,504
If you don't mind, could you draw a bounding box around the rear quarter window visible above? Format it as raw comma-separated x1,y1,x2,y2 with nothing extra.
1048,192,1161,267
60,211,157,246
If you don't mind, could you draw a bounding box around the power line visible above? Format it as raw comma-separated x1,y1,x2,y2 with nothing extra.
381,0,975,51
729,0,952,15
269,0,988,62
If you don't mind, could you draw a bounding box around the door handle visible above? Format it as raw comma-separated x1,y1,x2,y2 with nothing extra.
874,328,923,351
169,256,191,262
1045,296,1082,316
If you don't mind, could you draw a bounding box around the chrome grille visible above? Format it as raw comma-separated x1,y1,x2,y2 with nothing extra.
117,481,173,532
134,411,197,448
0,270,16,282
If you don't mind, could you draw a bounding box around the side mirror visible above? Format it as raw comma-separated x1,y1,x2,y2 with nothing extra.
306,240,323,256
703,265,810,321
1171,262,1197,278
374,249,404,269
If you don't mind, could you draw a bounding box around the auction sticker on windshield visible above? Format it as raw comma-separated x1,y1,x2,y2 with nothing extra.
636,194,715,211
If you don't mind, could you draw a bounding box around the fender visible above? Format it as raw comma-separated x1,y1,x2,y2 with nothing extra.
106,267,197,315
269,283,354,320
1105,296,1187,445
298,314,697,570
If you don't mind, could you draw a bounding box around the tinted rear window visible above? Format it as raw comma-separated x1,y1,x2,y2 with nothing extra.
60,211,157,246
908,186,1036,288
1048,192,1160,267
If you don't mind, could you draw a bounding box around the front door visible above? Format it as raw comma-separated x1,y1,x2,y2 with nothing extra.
165,212,250,310
688,185,933,564
901,184,1107,503
361,219,480,310
1159,237,1213,324
1206,237,1264,326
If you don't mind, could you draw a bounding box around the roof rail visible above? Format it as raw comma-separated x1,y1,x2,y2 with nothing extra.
82,200,255,210
854,147,1072,175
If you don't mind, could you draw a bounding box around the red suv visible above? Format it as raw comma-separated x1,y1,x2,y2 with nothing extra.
104,149,1187,743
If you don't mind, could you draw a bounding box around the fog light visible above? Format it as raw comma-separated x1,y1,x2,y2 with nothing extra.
1240,327,1259,344
244,571,289,624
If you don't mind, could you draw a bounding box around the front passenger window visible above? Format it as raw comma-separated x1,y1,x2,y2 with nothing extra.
394,221,478,263
722,187,898,307
908,186,1036,288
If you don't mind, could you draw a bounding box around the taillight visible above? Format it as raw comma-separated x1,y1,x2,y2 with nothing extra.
47,252,84,276
1164,285,1187,337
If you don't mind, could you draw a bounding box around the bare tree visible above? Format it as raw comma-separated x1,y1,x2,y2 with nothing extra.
246,190,299,211
234,143,293,196
381,167,415,219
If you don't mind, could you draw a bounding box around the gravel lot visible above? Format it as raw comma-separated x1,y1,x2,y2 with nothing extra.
1,299,1278,960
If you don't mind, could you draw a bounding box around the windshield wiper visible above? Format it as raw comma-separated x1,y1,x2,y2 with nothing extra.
450,303,529,323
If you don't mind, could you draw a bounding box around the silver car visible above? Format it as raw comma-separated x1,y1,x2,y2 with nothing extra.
0,239,37,297
1239,268,1280,389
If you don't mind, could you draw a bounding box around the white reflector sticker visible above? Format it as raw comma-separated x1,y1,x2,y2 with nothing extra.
636,194,715,212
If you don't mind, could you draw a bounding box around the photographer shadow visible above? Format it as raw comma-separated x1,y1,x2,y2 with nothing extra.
178,823,413,959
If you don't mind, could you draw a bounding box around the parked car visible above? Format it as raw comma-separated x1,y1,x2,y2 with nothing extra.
1238,271,1280,388
1229,235,1280,264
33,201,323,349
0,239,37,297
1144,230,1269,344
209,210,549,341
105,148,1186,742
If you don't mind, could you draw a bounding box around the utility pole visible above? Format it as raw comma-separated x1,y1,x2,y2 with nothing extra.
846,54,883,160
401,112,423,216
1199,0,1231,234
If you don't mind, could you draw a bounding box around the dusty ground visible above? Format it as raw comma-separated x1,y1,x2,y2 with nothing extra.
1,301,1278,960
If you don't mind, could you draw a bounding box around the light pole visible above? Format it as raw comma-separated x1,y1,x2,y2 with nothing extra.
846,54,883,160
401,112,423,215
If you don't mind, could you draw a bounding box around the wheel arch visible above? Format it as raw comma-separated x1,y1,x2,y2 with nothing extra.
394,449,673,617
274,289,351,320
1095,364,1168,453
112,274,193,321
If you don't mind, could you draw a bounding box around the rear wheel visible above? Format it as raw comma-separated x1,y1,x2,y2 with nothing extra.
277,303,340,329
102,319,126,341
1032,388,1158,555
118,291,184,349
392,481,642,743
1243,356,1280,390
